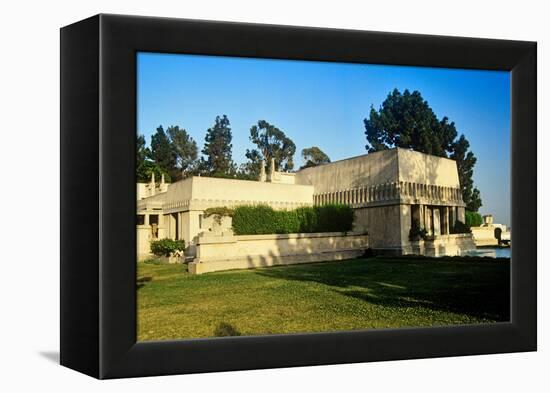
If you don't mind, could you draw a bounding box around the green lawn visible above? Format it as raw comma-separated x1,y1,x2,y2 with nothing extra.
137,257,510,341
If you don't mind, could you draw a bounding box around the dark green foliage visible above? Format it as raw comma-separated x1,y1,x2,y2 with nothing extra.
232,204,354,235
468,188,483,213
136,134,171,183
234,168,261,181
295,206,319,232
240,149,263,179
364,88,482,211
450,135,482,212
273,209,301,234
138,160,171,184
203,206,234,225
150,126,176,177
148,125,198,181
150,238,186,257
167,126,198,177
465,211,483,227
245,120,296,175
136,134,151,183
451,220,472,234
232,205,281,235
300,146,331,169
201,115,237,177
203,206,234,218
409,220,428,241
313,204,354,233
365,89,451,156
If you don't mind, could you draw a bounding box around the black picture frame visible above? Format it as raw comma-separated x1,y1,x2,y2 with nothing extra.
60,14,537,379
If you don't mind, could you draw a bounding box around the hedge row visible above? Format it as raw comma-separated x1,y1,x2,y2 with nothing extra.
232,204,354,235
150,238,185,257
465,211,483,228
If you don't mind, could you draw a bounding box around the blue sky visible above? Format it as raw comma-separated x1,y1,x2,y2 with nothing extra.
137,52,511,226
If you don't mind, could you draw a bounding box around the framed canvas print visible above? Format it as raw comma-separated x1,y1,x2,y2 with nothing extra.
60,14,537,379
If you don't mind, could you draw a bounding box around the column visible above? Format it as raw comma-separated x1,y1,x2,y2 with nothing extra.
450,206,456,228
457,207,466,223
433,208,441,236
424,206,432,235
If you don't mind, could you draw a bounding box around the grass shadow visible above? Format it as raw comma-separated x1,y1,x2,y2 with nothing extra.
254,257,510,321
137,276,152,290
214,322,241,337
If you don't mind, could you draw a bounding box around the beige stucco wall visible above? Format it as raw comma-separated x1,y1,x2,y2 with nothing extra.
407,234,476,257
396,148,460,187
137,175,315,249
269,171,296,184
137,191,166,211
295,149,398,192
165,176,313,207
295,148,461,192
137,226,152,260
162,176,314,214
470,227,499,246
470,224,510,247
353,205,403,249
189,232,369,274
136,213,168,260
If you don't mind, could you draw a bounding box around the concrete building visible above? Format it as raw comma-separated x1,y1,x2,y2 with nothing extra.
470,214,511,247
137,147,475,262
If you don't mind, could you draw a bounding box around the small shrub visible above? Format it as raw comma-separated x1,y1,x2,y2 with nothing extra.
409,220,428,241
150,238,185,257
465,211,483,227
451,220,471,234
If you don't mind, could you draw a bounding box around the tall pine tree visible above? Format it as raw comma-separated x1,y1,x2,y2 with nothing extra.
150,125,176,177
450,135,482,211
167,125,198,178
201,115,236,177
136,134,170,183
364,88,482,211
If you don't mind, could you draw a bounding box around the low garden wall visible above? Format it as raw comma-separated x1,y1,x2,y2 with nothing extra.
137,226,152,261
470,227,499,246
408,233,476,257
188,232,369,274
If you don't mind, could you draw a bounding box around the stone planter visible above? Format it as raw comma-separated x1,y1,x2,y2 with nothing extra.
157,251,185,264
203,214,233,235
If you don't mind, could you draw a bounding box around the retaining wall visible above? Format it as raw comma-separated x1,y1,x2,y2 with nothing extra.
189,232,369,274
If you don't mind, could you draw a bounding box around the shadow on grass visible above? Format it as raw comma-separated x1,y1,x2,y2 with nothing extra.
137,276,152,290
255,258,510,321
214,322,241,337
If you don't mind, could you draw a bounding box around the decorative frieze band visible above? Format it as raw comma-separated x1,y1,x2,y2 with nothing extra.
313,182,463,206
162,198,312,212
